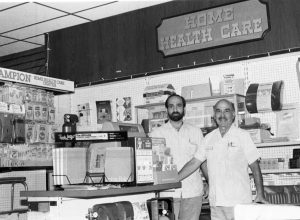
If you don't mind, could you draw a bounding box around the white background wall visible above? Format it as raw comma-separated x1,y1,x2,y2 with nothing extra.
54,51,300,136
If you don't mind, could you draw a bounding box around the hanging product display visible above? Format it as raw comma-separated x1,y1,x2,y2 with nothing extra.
245,80,284,113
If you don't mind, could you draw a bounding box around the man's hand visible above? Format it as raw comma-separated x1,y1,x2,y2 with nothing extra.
203,182,209,200
254,194,269,204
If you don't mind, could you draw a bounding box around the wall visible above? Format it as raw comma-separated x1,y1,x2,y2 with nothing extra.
54,51,300,136
48,0,300,85
0,46,46,75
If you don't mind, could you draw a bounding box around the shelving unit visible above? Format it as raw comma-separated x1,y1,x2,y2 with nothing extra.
0,68,75,215
135,94,246,133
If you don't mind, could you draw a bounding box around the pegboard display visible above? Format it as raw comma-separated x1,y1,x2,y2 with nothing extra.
0,170,46,214
55,51,300,136
258,145,300,160
245,53,300,137
55,62,247,131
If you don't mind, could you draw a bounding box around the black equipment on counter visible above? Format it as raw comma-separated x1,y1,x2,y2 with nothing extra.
62,114,78,133
86,201,134,220
147,197,174,220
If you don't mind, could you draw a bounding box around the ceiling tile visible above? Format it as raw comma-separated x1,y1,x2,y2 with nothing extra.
40,1,114,13
0,0,172,58
0,2,23,11
26,35,45,45
0,36,15,45
77,0,172,20
0,41,41,57
0,3,67,34
3,15,88,39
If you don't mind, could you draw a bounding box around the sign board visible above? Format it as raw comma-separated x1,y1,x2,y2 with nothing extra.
157,0,270,56
0,67,74,93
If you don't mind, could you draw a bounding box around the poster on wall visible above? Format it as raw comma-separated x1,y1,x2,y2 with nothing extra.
116,97,132,122
96,100,112,124
276,108,299,140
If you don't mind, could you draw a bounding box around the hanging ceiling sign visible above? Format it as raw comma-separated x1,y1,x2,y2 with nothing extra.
157,0,270,56
0,67,74,93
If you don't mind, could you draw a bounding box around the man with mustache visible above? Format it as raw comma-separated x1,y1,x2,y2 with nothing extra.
149,94,206,220
178,99,268,220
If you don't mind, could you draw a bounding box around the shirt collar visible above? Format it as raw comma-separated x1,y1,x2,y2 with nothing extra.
166,120,185,131
217,124,236,138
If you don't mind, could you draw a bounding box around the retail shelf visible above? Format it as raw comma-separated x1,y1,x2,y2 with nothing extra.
261,169,300,174
136,94,245,109
256,141,300,148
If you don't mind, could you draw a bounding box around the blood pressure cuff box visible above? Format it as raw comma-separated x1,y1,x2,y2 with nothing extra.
143,84,175,104
0,112,13,143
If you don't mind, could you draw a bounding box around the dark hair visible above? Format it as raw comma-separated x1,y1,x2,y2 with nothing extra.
165,94,186,108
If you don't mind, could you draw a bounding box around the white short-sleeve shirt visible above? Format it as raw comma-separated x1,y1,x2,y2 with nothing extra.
194,125,260,206
150,121,204,198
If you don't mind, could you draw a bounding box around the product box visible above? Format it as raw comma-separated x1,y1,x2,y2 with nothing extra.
2,84,24,104
39,90,48,104
9,104,25,114
36,123,48,143
181,83,212,100
0,102,9,112
47,92,55,107
246,129,270,144
220,77,245,95
47,125,58,143
33,104,42,121
25,102,34,121
148,105,167,120
143,84,175,104
41,105,48,122
151,137,178,184
25,122,36,143
48,107,55,124
104,147,134,183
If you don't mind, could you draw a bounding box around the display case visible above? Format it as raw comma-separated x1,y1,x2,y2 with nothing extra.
135,94,246,135
250,141,300,205
0,68,74,215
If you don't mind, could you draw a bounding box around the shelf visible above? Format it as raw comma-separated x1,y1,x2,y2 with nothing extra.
249,168,300,174
135,94,245,109
0,166,52,172
261,169,300,174
21,182,181,199
256,141,300,148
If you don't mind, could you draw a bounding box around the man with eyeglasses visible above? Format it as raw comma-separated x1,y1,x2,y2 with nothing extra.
178,99,268,220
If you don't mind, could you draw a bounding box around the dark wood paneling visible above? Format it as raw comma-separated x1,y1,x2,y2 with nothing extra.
45,0,300,84
0,47,47,75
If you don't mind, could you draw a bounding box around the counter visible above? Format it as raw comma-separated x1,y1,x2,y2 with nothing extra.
21,182,181,220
